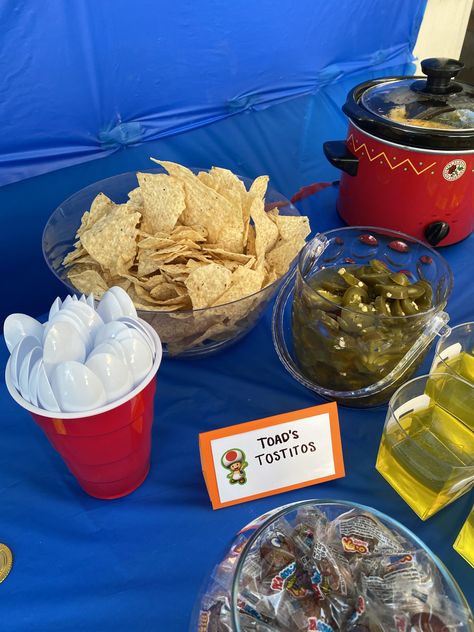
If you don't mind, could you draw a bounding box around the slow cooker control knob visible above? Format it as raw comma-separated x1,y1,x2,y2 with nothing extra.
424,221,450,246
421,58,464,95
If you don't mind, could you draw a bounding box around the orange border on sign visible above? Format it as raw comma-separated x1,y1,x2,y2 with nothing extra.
199,402,344,510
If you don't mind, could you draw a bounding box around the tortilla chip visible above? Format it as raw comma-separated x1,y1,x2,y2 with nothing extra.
171,226,207,242
245,225,256,257
154,159,244,252
249,195,279,264
81,205,140,271
138,235,177,250
271,215,311,242
202,247,254,264
266,236,306,276
136,172,185,234
67,269,109,297
185,263,232,309
127,187,143,209
137,256,165,277
213,266,264,306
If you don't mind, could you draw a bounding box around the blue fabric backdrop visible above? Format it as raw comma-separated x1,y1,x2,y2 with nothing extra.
0,0,426,186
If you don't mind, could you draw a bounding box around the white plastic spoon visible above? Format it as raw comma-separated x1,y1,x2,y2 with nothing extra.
62,295,74,309
10,336,41,390
3,314,43,353
37,361,61,412
28,358,42,407
46,311,90,349
108,286,137,318
51,361,107,413
87,341,123,361
117,316,156,354
18,346,42,402
48,297,62,320
96,291,123,323
116,336,153,388
85,353,133,404
63,301,103,341
93,321,129,348
43,321,86,376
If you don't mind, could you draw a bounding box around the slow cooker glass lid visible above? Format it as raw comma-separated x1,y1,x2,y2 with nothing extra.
361,59,474,132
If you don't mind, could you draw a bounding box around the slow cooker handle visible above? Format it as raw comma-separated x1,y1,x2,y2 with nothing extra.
421,58,464,95
323,141,359,177
424,221,450,246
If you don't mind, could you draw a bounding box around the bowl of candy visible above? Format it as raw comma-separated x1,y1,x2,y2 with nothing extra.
272,226,453,407
191,500,473,631
43,160,312,356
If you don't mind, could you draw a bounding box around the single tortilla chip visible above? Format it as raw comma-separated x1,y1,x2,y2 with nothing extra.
250,195,279,263
67,269,109,297
202,247,254,264
127,187,143,210
137,256,165,277
185,263,232,309
266,236,306,276
272,215,311,242
198,167,246,210
76,193,116,237
213,266,264,306
137,172,186,234
81,205,140,271
138,235,177,250
63,245,87,266
171,226,207,242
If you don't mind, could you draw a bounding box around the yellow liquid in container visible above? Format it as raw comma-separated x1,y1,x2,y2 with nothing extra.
376,401,474,520
454,507,474,567
431,351,474,432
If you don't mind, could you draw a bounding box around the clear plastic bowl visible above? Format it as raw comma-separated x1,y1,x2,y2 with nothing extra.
42,168,303,357
191,499,473,631
272,227,453,407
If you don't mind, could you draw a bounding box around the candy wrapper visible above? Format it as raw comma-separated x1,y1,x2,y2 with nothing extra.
332,509,407,557
190,502,472,632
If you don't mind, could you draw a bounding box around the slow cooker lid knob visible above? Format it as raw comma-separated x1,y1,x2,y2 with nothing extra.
420,58,464,95
424,221,450,246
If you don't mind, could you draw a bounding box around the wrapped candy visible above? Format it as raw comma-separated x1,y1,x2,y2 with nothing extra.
191,503,472,632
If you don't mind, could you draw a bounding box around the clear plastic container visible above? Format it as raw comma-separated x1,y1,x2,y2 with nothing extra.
272,227,452,407
429,322,474,431
376,373,474,520
454,506,474,568
190,500,473,631
42,168,302,357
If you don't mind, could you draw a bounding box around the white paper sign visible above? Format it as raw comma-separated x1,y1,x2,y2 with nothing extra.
199,403,344,509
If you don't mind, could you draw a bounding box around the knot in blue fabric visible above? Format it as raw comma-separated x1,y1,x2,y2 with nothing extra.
99,122,143,148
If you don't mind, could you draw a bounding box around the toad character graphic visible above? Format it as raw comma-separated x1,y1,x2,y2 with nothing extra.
221,449,247,485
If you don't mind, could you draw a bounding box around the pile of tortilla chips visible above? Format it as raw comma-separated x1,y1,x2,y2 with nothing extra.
64,159,311,354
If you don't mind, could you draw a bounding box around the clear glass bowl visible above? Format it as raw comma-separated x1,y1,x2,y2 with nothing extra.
191,499,473,631
42,168,303,357
272,227,453,407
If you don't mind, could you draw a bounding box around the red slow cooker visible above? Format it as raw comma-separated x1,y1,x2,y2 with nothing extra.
324,58,474,246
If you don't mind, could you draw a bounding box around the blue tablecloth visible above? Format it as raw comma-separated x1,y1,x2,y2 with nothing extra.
0,186,472,631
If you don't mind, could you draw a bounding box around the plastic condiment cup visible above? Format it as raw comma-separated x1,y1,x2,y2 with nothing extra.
376,373,474,520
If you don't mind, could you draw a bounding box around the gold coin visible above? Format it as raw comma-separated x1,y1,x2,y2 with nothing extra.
0,544,13,583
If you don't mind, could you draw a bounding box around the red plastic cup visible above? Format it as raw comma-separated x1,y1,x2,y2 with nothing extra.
5,323,162,499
